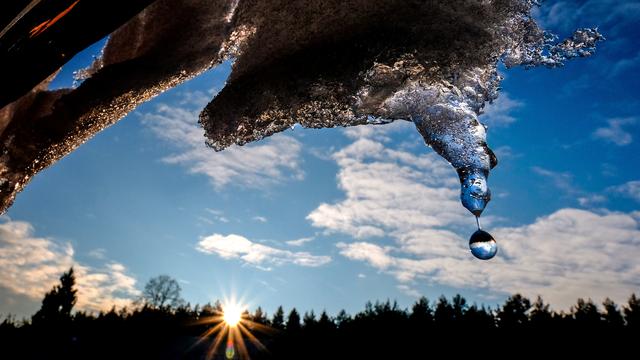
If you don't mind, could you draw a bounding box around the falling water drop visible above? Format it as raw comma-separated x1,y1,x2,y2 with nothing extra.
469,227,498,260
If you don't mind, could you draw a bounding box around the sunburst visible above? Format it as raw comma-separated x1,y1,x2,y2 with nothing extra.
193,298,272,359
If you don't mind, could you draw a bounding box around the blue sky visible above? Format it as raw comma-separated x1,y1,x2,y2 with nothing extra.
1,0,639,318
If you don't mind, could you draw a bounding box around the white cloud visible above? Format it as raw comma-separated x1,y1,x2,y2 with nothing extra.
337,242,395,269
142,99,304,190
307,137,468,241
286,237,314,247
480,93,523,128
342,121,412,142
252,216,268,223
592,117,636,146
0,219,140,313
196,233,330,269
337,210,640,310
311,134,640,309
607,180,640,202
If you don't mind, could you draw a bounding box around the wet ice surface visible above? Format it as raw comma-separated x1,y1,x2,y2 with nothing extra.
0,0,603,216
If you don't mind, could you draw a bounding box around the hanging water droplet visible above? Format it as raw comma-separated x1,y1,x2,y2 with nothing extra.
469,229,497,260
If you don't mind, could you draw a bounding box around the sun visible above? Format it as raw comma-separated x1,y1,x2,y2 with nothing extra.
193,296,271,360
223,303,242,327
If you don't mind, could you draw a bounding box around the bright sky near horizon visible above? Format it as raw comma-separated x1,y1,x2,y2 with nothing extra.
1,0,639,319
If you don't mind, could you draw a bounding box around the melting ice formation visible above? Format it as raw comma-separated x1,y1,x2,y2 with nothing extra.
0,0,602,216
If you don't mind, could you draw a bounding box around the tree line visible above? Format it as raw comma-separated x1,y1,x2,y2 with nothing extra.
1,268,638,359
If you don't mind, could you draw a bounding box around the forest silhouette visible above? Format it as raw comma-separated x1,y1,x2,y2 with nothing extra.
1,268,638,359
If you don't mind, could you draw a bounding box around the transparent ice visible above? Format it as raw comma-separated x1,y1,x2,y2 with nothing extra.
0,0,603,217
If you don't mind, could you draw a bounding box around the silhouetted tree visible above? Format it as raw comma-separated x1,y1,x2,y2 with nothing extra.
572,298,601,326
497,294,531,329
6,289,640,359
434,296,454,328
529,296,552,328
602,298,624,329
452,294,467,323
334,309,351,328
303,310,317,329
465,304,494,329
140,275,184,309
286,308,301,331
410,296,433,324
317,310,335,331
271,306,285,330
32,267,77,326
623,293,640,328
253,306,268,325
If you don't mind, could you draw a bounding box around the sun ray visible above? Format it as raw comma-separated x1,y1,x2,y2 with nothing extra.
193,298,271,359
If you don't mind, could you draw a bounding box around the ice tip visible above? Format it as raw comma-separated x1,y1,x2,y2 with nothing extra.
459,169,491,216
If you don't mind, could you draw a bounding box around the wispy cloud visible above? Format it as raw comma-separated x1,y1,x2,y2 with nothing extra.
607,180,640,202
592,117,637,146
311,132,640,309
538,0,640,34
252,216,268,223
203,208,230,223
531,166,576,194
286,237,314,247
480,93,523,128
0,219,139,313
196,233,330,270
142,97,304,190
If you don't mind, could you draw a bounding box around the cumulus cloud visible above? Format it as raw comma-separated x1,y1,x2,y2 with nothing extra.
142,98,304,190
0,219,139,313
196,233,330,269
607,180,640,202
311,134,640,309
592,117,636,146
307,137,469,242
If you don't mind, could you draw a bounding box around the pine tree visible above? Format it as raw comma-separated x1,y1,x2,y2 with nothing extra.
529,296,552,328
271,306,285,330
32,268,77,326
623,293,640,328
410,297,433,324
253,306,268,325
572,298,601,326
602,298,624,329
497,294,531,329
286,308,301,331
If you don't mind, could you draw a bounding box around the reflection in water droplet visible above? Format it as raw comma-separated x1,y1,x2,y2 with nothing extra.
460,170,491,216
469,229,497,260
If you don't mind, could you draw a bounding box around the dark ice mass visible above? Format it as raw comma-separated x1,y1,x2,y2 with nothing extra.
0,0,602,215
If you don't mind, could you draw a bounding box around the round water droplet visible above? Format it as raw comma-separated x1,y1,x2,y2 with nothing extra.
469,229,497,260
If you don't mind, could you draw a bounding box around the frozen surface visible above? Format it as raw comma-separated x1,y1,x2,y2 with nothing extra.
0,0,602,214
